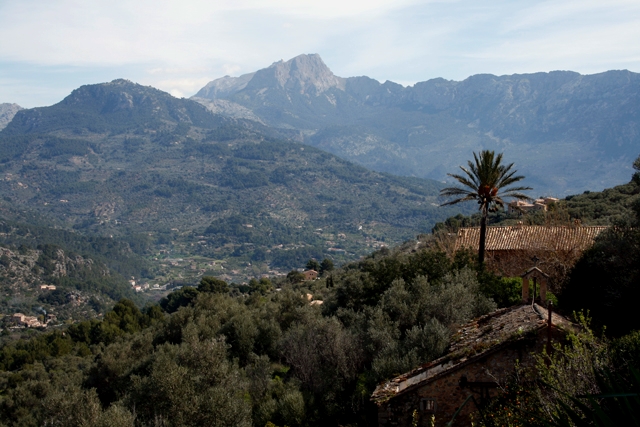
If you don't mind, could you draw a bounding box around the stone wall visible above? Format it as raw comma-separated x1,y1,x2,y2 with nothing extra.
377,331,549,427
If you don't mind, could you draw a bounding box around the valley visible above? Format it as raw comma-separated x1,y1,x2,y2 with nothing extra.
0,78,468,319
1,57,639,327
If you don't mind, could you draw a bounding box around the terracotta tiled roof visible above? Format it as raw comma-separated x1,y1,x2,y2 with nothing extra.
371,304,574,404
454,226,608,252
447,304,571,354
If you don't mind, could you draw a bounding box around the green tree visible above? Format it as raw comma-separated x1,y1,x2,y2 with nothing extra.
104,299,144,333
320,258,334,275
306,259,320,271
561,155,640,336
286,270,305,284
561,209,640,336
126,335,252,426
633,154,640,185
159,286,199,313
248,277,273,295
280,315,363,419
440,150,531,265
198,276,229,294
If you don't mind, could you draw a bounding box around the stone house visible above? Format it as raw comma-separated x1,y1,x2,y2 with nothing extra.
11,313,43,328
11,313,25,324
507,197,559,214
371,302,574,427
302,270,318,281
454,225,607,279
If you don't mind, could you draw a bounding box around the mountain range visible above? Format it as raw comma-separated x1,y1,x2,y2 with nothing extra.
0,79,463,283
2,54,639,284
192,54,640,196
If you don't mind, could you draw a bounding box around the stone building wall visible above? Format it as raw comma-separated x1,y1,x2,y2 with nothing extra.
377,332,548,427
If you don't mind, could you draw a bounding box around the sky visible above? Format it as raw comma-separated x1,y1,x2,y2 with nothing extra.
1,0,640,108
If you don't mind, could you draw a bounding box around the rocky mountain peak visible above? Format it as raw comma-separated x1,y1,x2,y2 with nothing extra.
193,72,256,99
249,53,346,94
61,79,162,108
0,103,23,131
194,54,346,102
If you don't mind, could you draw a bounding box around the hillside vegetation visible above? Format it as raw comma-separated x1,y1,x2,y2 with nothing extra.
0,235,502,426
0,158,638,426
0,217,153,322
0,79,465,286
433,173,640,233
0,74,638,426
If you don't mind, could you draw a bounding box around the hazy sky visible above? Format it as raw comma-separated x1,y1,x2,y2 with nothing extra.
2,0,639,108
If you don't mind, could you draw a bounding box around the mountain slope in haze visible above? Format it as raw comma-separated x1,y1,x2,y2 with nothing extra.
0,79,464,281
3,79,224,137
193,54,640,195
0,103,22,131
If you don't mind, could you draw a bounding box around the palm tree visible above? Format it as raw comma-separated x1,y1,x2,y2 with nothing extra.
440,150,531,265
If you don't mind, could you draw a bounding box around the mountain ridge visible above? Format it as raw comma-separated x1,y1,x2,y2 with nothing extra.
192,54,640,195
0,79,465,283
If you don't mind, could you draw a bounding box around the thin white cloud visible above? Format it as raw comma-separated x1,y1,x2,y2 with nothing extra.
0,0,428,64
464,9,640,75
191,0,431,19
503,0,640,33
0,0,639,106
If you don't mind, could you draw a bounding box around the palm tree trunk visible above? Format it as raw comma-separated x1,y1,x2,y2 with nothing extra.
478,209,487,267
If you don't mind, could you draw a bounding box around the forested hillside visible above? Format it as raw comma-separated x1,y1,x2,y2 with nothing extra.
433,168,640,233
0,235,503,426
0,218,152,321
0,157,638,426
0,79,465,285
1,75,638,426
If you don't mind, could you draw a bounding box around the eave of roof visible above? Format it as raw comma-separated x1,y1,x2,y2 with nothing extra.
371,304,573,404
454,225,608,252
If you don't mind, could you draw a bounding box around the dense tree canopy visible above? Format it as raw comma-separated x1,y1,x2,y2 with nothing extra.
0,240,505,427
2,156,639,426
198,276,229,294
561,157,640,336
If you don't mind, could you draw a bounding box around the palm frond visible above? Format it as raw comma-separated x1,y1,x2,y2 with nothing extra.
459,166,480,188
441,197,478,207
446,173,478,191
439,150,532,209
440,187,476,196
441,181,479,205
440,191,477,206
500,175,527,189
493,196,505,207
497,167,518,185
